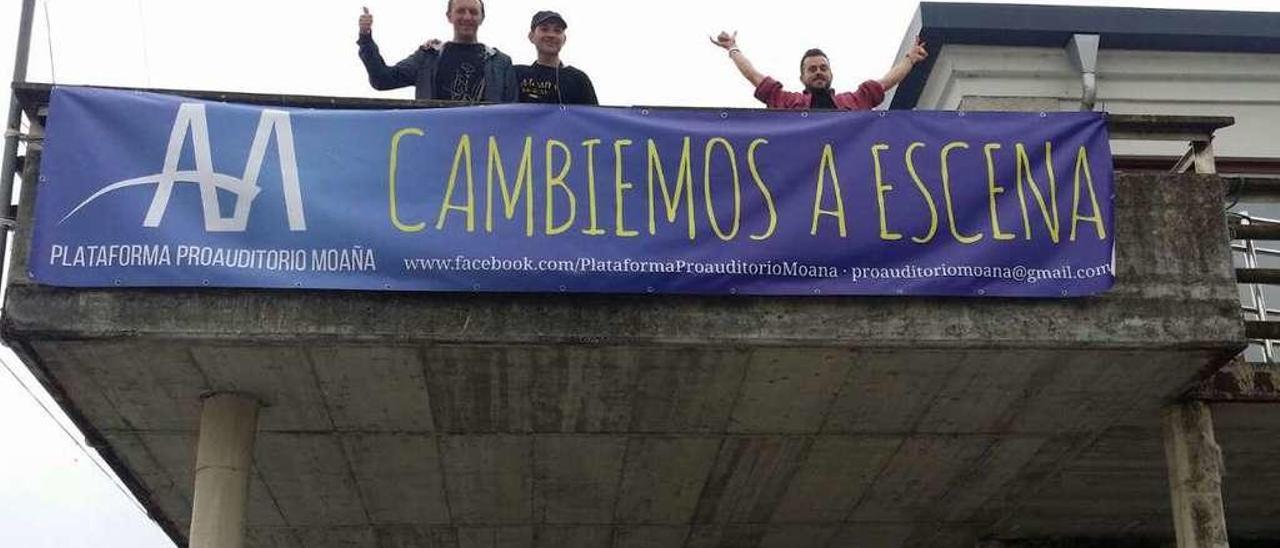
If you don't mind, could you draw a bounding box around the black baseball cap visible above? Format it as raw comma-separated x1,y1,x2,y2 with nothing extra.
530,10,567,29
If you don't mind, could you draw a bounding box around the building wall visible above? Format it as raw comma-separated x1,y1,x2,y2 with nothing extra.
915,45,1280,161
913,43,1280,361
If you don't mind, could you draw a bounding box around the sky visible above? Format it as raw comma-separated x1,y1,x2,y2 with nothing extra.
2,0,1280,546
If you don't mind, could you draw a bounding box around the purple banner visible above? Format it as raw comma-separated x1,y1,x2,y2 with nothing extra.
32,86,1114,296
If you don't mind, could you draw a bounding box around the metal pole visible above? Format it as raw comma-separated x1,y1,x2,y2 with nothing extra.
0,0,39,247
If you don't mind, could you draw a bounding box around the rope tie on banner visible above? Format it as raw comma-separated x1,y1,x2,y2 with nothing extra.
4,129,43,143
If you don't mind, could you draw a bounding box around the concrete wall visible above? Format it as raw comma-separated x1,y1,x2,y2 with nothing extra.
1,173,1247,351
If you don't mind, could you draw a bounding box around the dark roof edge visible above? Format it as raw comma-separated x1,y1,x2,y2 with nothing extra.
890,2,1280,110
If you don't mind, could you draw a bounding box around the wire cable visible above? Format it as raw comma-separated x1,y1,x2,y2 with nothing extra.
41,0,56,83
0,357,151,519
136,0,152,87
1224,176,1244,213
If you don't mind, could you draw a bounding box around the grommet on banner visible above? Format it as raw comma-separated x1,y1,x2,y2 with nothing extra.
558,285,566,292
812,288,822,294
640,108,650,116
114,279,122,286
878,111,887,117
720,112,728,119
729,288,738,294
201,280,209,286
957,111,966,117
472,284,481,291
294,282,302,287
645,287,655,293
1039,112,1048,118
977,288,986,295
801,111,809,118
559,104,567,111
384,284,392,289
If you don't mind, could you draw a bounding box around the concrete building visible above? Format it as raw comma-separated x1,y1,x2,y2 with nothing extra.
888,2,1280,363
5,3,1280,548
888,3,1280,167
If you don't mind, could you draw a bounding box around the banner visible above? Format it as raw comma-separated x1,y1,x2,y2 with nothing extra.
32,86,1115,297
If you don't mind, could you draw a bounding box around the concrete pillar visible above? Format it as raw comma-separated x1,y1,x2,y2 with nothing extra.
190,393,261,548
1163,401,1230,548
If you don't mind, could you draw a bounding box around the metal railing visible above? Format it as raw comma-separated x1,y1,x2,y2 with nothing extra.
1228,206,1280,363
1231,212,1280,362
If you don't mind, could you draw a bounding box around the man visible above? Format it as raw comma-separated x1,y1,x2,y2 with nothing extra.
357,0,517,103
515,10,598,105
710,31,928,110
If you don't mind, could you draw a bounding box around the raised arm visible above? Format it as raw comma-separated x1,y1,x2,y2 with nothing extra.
710,31,765,88
877,38,929,92
356,6,418,90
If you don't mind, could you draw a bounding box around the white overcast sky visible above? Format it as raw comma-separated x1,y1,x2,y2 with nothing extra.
3,0,1280,546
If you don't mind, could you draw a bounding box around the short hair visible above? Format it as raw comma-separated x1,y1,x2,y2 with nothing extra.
800,48,828,71
446,0,485,16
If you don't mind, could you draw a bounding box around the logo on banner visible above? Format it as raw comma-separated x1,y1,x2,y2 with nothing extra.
60,103,307,232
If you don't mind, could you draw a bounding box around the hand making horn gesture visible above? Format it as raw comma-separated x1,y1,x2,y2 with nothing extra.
710,30,764,87
906,36,928,64
709,30,738,51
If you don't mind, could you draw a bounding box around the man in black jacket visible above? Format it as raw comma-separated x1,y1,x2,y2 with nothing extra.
357,0,517,103
515,10,598,105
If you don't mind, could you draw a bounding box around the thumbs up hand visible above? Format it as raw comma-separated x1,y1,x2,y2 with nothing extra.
359,6,373,34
